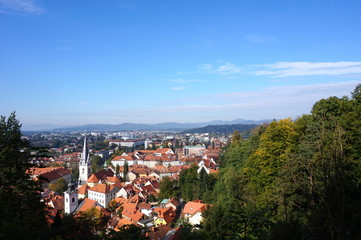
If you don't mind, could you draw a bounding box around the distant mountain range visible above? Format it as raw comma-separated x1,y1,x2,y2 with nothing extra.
180,123,259,135
50,118,273,132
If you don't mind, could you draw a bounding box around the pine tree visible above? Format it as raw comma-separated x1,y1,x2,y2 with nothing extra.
0,112,49,239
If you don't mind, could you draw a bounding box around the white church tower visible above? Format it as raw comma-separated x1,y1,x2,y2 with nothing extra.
64,182,78,214
78,136,91,185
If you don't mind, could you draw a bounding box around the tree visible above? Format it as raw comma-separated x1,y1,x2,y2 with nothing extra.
0,112,49,239
108,200,118,212
123,161,129,179
91,155,102,173
107,224,149,240
158,176,179,200
49,177,68,194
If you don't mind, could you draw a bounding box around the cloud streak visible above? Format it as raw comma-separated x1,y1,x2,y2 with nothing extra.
200,61,361,77
170,87,186,91
168,79,205,83
0,0,44,14
255,61,361,77
199,62,243,75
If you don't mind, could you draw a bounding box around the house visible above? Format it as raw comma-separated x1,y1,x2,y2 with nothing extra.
165,197,179,211
138,202,152,217
125,170,139,182
130,165,151,178
146,225,173,240
155,147,174,155
122,202,144,223
76,198,99,213
182,200,207,225
183,145,206,157
197,164,218,175
36,168,71,188
106,176,122,186
92,169,115,181
112,154,138,167
86,174,100,187
88,183,117,208
154,165,173,179
47,195,64,212
108,139,145,148
148,170,161,180
153,207,176,227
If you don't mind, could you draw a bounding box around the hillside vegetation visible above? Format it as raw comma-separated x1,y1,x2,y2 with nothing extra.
185,84,361,239
182,124,259,135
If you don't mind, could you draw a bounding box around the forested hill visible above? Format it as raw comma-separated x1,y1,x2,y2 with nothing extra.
181,124,258,135
161,84,361,239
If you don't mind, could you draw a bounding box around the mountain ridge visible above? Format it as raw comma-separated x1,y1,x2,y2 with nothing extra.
51,118,272,132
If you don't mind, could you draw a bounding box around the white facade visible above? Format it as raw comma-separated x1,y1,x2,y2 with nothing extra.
187,212,203,225
183,145,205,157
108,140,145,148
88,188,116,208
112,158,138,167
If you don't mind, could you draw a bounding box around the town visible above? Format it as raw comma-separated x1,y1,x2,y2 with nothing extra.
26,130,229,239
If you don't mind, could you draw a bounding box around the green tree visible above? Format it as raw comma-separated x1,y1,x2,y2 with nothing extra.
91,155,102,173
179,165,200,201
49,177,68,194
0,112,49,239
107,224,149,240
158,176,179,200
123,161,129,179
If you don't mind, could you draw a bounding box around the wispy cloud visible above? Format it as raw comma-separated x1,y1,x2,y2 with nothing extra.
255,61,361,77
0,0,44,15
199,62,243,75
200,61,361,78
168,78,205,83
245,34,276,43
170,87,186,91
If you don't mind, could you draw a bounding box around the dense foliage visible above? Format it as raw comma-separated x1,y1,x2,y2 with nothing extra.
194,84,361,240
0,113,50,239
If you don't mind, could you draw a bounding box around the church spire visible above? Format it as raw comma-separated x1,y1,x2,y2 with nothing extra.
80,136,89,164
78,136,91,185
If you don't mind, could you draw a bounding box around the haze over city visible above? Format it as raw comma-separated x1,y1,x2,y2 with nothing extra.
1,0,360,130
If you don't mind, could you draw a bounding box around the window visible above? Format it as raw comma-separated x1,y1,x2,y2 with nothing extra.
72,197,75,202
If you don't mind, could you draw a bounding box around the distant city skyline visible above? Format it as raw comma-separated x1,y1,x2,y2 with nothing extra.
1,0,361,129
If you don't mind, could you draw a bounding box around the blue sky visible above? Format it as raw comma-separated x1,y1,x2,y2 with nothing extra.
1,0,361,129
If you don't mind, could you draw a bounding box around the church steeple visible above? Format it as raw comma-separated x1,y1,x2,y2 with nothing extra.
80,136,90,164
78,136,91,185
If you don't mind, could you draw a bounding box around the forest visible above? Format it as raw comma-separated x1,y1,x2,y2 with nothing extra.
173,84,361,239
181,124,258,135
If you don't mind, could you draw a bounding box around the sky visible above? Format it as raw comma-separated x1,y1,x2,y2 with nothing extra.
1,0,361,130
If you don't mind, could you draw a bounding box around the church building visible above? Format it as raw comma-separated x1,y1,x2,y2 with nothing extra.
78,136,91,185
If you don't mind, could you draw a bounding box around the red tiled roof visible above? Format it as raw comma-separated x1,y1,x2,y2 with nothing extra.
122,203,144,222
87,174,99,183
93,169,114,181
89,183,115,194
183,201,206,215
153,207,176,225
78,184,90,195
78,198,97,212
